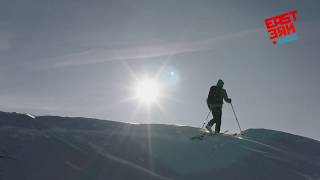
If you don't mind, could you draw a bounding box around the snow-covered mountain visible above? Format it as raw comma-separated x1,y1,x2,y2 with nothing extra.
0,111,319,180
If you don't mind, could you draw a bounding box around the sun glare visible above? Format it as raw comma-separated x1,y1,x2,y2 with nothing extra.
135,79,160,104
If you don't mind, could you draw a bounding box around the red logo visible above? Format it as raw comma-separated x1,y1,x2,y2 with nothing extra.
264,10,298,45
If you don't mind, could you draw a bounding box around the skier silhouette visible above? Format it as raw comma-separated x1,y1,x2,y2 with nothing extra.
206,79,231,133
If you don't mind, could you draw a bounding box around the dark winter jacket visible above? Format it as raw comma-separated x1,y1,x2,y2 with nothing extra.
207,86,230,108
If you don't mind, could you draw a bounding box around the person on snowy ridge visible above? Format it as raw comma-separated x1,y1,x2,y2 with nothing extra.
206,79,231,134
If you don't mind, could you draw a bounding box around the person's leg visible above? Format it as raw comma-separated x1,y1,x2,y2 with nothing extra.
214,109,222,133
206,103,215,128
207,117,215,127
206,110,216,133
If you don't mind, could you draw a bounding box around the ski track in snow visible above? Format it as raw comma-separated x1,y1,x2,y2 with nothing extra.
87,142,174,180
290,169,317,180
241,146,272,155
238,135,319,165
64,161,83,171
237,135,287,154
35,127,175,180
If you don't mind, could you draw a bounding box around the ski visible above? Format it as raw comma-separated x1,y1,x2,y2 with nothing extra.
190,130,229,140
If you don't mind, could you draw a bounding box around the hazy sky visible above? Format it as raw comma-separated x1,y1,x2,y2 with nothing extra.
1,0,320,140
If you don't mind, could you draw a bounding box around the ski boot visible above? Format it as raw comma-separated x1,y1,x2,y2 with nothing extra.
205,125,213,134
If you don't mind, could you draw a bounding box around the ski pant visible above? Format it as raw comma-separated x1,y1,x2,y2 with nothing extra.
207,107,222,133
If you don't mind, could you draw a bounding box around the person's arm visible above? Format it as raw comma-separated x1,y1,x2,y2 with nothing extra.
223,89,232,103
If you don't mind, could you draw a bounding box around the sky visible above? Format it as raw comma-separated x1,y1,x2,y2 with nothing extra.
1,0,320,140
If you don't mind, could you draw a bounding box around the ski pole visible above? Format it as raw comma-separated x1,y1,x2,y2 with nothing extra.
230,102,242,133
201,110,211,129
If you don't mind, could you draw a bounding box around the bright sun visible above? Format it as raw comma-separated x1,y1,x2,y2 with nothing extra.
135,79,160,104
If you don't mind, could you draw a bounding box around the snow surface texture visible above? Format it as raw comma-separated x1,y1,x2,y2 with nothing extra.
0,111,320,180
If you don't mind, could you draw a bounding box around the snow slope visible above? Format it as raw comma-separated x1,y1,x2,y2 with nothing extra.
0,111,319,180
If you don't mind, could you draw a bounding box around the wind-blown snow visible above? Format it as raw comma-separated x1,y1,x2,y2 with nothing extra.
0,111,319,180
